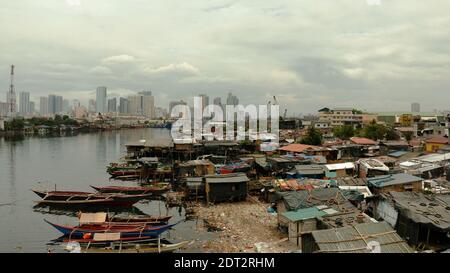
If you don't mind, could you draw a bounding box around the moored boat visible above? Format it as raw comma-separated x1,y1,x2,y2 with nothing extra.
32,190,151,207
45,219,178,238
90,185,153,195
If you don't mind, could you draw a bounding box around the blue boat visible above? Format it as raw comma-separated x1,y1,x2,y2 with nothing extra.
44,219,177,238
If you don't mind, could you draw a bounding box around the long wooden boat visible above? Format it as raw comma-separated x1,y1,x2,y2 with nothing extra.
90,185,153,195
45,219,178,238
109,215,172,224
75,241,189,253
32,190,151,207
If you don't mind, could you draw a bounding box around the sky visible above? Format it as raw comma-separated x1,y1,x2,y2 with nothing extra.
1,0,450,115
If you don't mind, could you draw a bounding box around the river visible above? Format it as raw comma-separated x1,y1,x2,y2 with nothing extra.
0,128,213,253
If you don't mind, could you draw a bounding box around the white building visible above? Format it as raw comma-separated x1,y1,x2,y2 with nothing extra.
39,97,48,115
19,91,30,115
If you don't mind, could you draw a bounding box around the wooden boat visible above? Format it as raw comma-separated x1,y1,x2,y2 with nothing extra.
67,240,189,253
109,215,172,224
45,219,178,238
110,170,142,177
32,190,151,207
140,183,171,194
91,185,153,195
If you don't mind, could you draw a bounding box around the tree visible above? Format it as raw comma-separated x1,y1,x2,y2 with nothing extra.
300,127,323,145
385,127,400,141
402,131,414,142
333,125,355,140
5,118,25,131
361,120,387,140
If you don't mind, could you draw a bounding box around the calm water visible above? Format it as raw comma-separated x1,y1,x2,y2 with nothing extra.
0,128,212,253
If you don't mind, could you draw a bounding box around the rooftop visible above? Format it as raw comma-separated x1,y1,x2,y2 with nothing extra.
367,173,423,188
425,136,449,144
350,137,378,146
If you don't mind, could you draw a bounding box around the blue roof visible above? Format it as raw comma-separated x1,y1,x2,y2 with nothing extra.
388,151,409,158
281,207,327,222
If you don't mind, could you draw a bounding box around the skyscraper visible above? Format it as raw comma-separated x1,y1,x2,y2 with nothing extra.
226,92,239,106
48,95,63,114
411,103,420,113
19,91,30,115
127,91,155,118
88,99,96,113
29,101,35,114
108,98,117,113
169,100,187,117
96,86,107,113
39,97,48,115
119,97,129,114
62,99,70,113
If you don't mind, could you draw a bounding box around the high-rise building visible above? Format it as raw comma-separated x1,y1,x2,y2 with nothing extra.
39,97,49,115
29,101,35,114
19,91,30,115
119,97,129,114
169,100,187,117
226,92,239,106
108,98,117,113
73,99,81,108
199,94,209,111
88,99,96,113
0,102,9,117
213,97,222,106
141,92,155,118
62,99,70,113
96,86,107,113
48,95,63,114
127,95,142,116
411,103,420,113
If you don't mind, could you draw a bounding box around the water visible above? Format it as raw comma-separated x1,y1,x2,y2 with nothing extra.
0,128,214,253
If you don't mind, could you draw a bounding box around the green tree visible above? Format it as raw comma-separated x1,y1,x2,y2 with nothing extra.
5,118,25,131
385,127,400,140
361,120,387,140
402,131,414,142
333,125,355,140
300,127,323,145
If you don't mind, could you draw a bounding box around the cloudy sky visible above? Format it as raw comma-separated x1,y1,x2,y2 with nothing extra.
1,0,450,114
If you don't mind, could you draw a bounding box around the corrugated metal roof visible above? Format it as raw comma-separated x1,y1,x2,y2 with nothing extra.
205,173,249,184
367,173,422,188
282,207,326,222
311,222,413,253
388,151,410,158
294,165,325,175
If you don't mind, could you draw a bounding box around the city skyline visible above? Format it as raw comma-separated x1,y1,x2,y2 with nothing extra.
1,1,450,114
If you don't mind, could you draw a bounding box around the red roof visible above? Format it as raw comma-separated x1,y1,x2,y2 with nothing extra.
425,136,449,144
279,144,321,153
350,137,378,145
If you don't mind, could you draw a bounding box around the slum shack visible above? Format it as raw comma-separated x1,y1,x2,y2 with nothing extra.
202,141,240,156
407,164,445,180
275,188,357,229
286,165,326,179
367,173,423,194
267,156,310,172
302,221,413,253
279,207,327,246
324,162,355,178
176,160,215,178
184,177,205,200
374,192,450,250
125,139,174,160
357,158,390,178
205,173,249,204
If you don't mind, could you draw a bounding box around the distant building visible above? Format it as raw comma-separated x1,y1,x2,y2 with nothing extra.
74,105,88,119
226,92,239,106
0,102,9,117
169,100,187,117
108,97,117,113
48,95,63,114
155,107,168,119
199,94,209,111
127,91,155,118
62,99,70,113
119,97,129,114
29,101,35,114
88,99,96,113
39,97,49,115
318,107,374,128
411,103,420,113
96,86,107,113
73,99,81,108
19,91,30,115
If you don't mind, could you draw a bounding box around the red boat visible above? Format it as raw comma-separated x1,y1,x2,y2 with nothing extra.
32,190,151,207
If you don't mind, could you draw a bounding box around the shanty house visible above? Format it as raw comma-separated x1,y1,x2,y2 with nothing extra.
325,162,355,178
176,160,215,178
205,173,249,204
367,173,423,194
302,221,413,253
287,165,326,179
425,136,449,153
375,192,450,250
